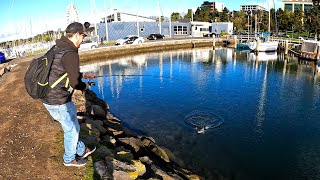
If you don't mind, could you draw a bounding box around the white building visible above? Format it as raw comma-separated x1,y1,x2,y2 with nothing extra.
201,1,225,12
105,9,156,22
191,21,233,37
282,0,313,12
240,5,267,13
214,2,224,12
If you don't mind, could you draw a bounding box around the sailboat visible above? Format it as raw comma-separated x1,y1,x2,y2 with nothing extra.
248,40,278,52
248,1,278,52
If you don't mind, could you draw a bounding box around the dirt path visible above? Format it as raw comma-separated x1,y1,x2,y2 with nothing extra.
0,57,88,179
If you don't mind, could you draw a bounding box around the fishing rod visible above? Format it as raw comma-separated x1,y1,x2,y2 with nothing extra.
88,74,176,86
95,74,174,79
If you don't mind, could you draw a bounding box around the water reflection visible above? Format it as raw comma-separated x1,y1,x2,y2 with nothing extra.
255,61,268,138
248,52,277,61
80,48,320,100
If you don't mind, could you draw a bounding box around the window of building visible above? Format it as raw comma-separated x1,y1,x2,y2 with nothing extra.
284,4,293,12
117,13,121,21
304,4,312,11
294,4,302,11
174,25,188,35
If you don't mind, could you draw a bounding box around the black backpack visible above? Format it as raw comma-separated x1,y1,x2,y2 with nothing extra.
24,46,72,99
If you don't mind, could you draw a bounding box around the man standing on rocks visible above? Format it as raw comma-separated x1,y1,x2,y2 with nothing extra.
42,22,96,167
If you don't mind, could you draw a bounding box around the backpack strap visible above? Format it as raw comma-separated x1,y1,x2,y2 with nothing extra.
49,46,75,89
50,73,68,88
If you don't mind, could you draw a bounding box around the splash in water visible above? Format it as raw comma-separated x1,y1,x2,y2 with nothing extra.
185,110,224,134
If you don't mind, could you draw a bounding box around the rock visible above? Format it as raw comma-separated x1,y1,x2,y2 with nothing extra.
86,119,107,134
94,146,114,161
132,160,146,176
139,156,153,165
118,137,144,153
94,160,113,179
151,145,170,163
101,135,117,147
114,150,134,163
95,120,104,126
85,90,109,112
151,165,180,180
112,159,135,172
79,134,100,147
107,127,123,136
113,170,133,180
110,137,116,144
106,113,114,120
91,104,107,117
103,119,123,131
141,137,155,147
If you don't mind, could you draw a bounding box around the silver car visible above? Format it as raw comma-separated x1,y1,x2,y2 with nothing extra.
115,35,144,45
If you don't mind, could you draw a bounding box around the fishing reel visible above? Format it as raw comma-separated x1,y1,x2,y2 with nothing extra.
88,82,96,86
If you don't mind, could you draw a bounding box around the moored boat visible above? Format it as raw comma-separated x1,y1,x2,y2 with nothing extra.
248,41,279,52
298,40,320,61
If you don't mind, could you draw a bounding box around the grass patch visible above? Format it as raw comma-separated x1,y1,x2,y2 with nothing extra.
51,130,95,179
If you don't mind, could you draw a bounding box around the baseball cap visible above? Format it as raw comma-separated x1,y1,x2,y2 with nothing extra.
65,22,94,36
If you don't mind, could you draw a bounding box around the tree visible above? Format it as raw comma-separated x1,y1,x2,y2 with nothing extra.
220,7,230,22
184,9,193,20
293,8,304,33
171,12,180,22
232,10,247,33
193,7,210,22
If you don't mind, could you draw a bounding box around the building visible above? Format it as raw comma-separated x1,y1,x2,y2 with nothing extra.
201,1,224,12
190,21,233,37
240,5,267,13
282,0,313,12
97,22,190,41
104,9,156,23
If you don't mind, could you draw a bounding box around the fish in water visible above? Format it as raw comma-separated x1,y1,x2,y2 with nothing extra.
197,128,205,134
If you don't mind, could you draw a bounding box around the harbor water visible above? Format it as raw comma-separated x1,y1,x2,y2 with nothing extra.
83,47,320,180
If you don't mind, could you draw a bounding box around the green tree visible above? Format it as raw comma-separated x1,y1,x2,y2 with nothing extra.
220,7,230,22
232,10,247,33
293,8,304,33
184,9,193,20
194,7,210,22
171,12,180,22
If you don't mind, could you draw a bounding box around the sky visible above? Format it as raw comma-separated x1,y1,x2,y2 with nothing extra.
0,0,282,42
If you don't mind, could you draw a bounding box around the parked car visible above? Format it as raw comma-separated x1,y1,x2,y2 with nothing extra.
147,33,165,40
79,39,98,51
0,51,6,63
297,36,304,40
115,35,144,45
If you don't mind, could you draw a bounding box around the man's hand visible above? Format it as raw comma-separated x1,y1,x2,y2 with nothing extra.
83,72,96,81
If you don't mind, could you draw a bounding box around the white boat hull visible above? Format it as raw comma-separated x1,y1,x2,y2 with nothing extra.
248,41,278,52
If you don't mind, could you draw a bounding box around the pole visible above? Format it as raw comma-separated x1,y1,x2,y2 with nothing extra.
104,0,109,42
191,9,193,22
158,0,161,34
136,0,140,36
248,14,249,40
255,13,257,39
169,12,172,38
268,2,270,33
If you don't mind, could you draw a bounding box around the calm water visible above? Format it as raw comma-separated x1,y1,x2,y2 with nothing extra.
83,48,320,180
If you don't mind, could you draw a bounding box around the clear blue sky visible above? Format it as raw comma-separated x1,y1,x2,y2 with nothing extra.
0,0,281,40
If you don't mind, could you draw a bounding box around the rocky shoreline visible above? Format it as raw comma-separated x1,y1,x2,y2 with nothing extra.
72,89,201,179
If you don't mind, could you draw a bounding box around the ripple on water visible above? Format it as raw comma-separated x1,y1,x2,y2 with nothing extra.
184,110,224,133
